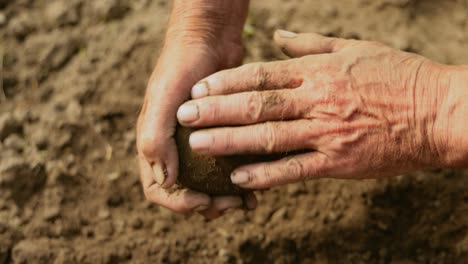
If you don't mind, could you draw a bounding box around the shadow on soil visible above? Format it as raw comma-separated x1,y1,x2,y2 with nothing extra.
239,170,468,263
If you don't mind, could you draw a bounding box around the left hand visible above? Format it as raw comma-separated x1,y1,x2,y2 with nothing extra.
176,31,453,190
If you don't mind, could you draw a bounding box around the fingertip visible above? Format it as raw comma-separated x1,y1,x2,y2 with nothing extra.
176,103,199,124
189,131,213,152
191,81,209,99
273,30,296,58
275,29,298,39
273,30,282,41
159,142,180,189
244,192,258,210
151,163,167,185
159,171,176,189
197,196,244,220
182,189,212,211
219,196,244,210
230,170,252,186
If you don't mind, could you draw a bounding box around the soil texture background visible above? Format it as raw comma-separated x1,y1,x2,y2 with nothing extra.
1,0,467,263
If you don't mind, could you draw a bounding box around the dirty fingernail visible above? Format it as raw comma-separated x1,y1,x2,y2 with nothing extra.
193,204,210,212
231,170,250,185
177,104,199,123
277,29,298,38
152,163,166,185
192,81,209,98
189,132,213,151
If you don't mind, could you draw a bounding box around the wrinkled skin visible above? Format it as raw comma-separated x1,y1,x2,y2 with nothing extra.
136,1,256,219
137,0,468,217
178,31,468,190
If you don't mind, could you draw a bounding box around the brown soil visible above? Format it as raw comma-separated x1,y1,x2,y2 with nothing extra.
1,0,467,263
176,126,245,196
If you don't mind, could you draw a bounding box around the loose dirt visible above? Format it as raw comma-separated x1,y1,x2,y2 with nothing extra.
1,0,467,263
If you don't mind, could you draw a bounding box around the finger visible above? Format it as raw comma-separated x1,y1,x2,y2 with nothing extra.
231,152,336,189
274,30,353,58
243,192,258,210
190,61,303,99
178,89,307,127
189,120,313,156
137,55,212,188
198,196,243,220
137,78,187,188
139,157,211,214
137,120,179,188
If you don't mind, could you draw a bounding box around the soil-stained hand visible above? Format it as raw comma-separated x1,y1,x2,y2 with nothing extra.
136,0,254,218
178,31,462,190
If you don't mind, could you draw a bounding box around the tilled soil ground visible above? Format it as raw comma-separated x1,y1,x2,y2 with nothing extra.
1,0,467,263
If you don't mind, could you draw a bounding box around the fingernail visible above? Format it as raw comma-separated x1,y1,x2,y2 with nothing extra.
231,170,250,185
152,163,166,185
193,204,210,212
277,29,298,38
189,132,213,151
177,104,199,123
192,81,209,99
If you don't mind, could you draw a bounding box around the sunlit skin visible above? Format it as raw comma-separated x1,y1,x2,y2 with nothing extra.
179,31,468,190
136,0,252,219
136,0,468,218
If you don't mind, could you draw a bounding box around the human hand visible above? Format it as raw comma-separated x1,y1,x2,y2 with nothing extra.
136,0,255,218
177,31,464,190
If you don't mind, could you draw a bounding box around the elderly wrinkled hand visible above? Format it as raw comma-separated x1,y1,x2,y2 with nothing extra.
136,0,255,219
178,31,467,190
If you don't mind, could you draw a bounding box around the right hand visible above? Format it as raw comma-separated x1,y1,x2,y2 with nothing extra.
136,11,256,218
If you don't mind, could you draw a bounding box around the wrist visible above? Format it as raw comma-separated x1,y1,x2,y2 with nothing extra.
165,0,248,50
429,64,468,167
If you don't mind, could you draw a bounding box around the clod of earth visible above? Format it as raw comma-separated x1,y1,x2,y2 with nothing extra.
176,126,287,195
176,126,247,195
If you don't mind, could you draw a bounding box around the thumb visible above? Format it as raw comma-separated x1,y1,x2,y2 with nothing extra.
274,30,351,58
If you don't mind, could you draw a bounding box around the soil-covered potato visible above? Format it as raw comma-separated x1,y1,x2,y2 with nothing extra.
176,126,248,195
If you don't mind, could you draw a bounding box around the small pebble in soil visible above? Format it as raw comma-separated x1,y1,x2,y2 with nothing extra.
30,127,49,150
91,0,130,21
0,12,6,26
0,113,22,141
107,172,121,182
131,217,143,230
3,134,26,152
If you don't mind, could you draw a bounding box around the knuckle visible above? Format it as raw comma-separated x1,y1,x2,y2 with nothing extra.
246,91,264,122
285,157,306,180
143,188,154,202
259,122,277,153
222,130,235,152
137,135,159,158
254,63,271,90
260,164,272,184
259,163,281,188
218,71,235,94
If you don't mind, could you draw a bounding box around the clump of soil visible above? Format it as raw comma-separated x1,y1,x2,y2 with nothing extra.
176,126,246,195
176,126,287,195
